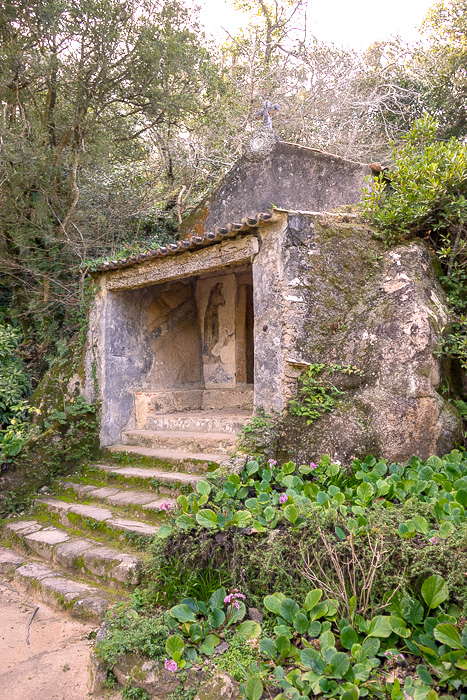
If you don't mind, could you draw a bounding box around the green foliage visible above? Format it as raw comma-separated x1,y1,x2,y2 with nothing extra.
0,0,223,358
95,607,170,665
163,587,257,670
157,449,467,544
122,685,150,700
0,393,98,515
0,323,30,428
238,407,280,457
362,115,467,376
144,557,232,608
235,575,467,699
289,363,362,425
213,634,261,681
362,115,467,244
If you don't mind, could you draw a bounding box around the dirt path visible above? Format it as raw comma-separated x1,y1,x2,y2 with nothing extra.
0,580,120,700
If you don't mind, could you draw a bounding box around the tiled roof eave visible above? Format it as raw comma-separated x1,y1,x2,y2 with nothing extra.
88,211,282,274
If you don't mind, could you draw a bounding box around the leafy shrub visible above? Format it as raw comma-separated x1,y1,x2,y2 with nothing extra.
289,363,362,425
237,574,467,699
96,607,170,665
157,450,467,542
0,323,30,428
362,115,467,376
362,115,467,247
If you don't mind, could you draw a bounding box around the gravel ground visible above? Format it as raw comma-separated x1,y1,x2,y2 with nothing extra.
0,579,121,700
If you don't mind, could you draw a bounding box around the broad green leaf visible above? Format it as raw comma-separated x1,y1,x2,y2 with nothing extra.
416,665,433,685
293,611,309,634
366,616,392,638
439,521,455,538
165,635,184,656
421,575,449,610
236,620,261,639
340,626,359,649
388,616,411,638
433,623,463,649
260,637,277,657
307,621,322,637
209,607,225,628
156,524,174,539
357,482,374,502
170,604,197,623
209,587,226,609
308,601,329,621
264,594,283,616
245,677,263,700
335,526,347,541
284,504,298,524
264,506,276,521
177,494,189,511
225,601,246,627
223,481,237,497
401,597,424,625
195,509,218,528
320,630,335,650
231,510,253,527
276,634,292,658
246,460,259,475
198,633,220,656
330,651,350,678
300,648,326,673
175,514,196,530
196,480,211,495
280,598,300,623
413,516,429,534
426,455,443,469
362,637,380,657
189,623,203,643
304,589,323,611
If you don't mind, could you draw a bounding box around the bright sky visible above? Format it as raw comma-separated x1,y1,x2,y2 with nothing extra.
198,0,439,51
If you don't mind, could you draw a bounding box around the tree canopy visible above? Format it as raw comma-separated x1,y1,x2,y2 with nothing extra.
2,0,467,369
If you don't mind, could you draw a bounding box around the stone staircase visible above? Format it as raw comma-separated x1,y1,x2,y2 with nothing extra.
112,386,253,466
0,387,253,625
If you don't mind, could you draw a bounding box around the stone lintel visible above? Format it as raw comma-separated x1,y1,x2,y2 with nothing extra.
104,234,260,291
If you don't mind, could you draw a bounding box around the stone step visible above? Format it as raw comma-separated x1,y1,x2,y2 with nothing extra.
145,411,251,434
3,519,145,588
104,448,228,474
135,386,254,420
122,429,238,453
59,480,176,521
34,498,160,542
0,544,115,623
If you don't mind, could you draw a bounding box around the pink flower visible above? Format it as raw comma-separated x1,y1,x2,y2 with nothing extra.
158,501,173,512
268,459,277,466
164,658,178,673
429,536,439,545
309,462,318,469
224,589,246,606
279,493,288,504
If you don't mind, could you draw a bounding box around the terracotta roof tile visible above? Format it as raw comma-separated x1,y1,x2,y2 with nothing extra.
89,211,282,273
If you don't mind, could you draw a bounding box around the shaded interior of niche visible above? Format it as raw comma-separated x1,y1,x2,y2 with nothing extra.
111,263,254,393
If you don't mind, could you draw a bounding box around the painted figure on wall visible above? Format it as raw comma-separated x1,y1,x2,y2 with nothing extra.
203,282,225,356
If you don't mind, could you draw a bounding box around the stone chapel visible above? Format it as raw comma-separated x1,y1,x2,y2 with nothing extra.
83,127,464,464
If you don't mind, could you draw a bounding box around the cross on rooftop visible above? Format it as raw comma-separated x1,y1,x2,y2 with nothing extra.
255,100,281,129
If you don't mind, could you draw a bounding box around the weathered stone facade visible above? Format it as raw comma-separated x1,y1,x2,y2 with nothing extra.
84,136,464,463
